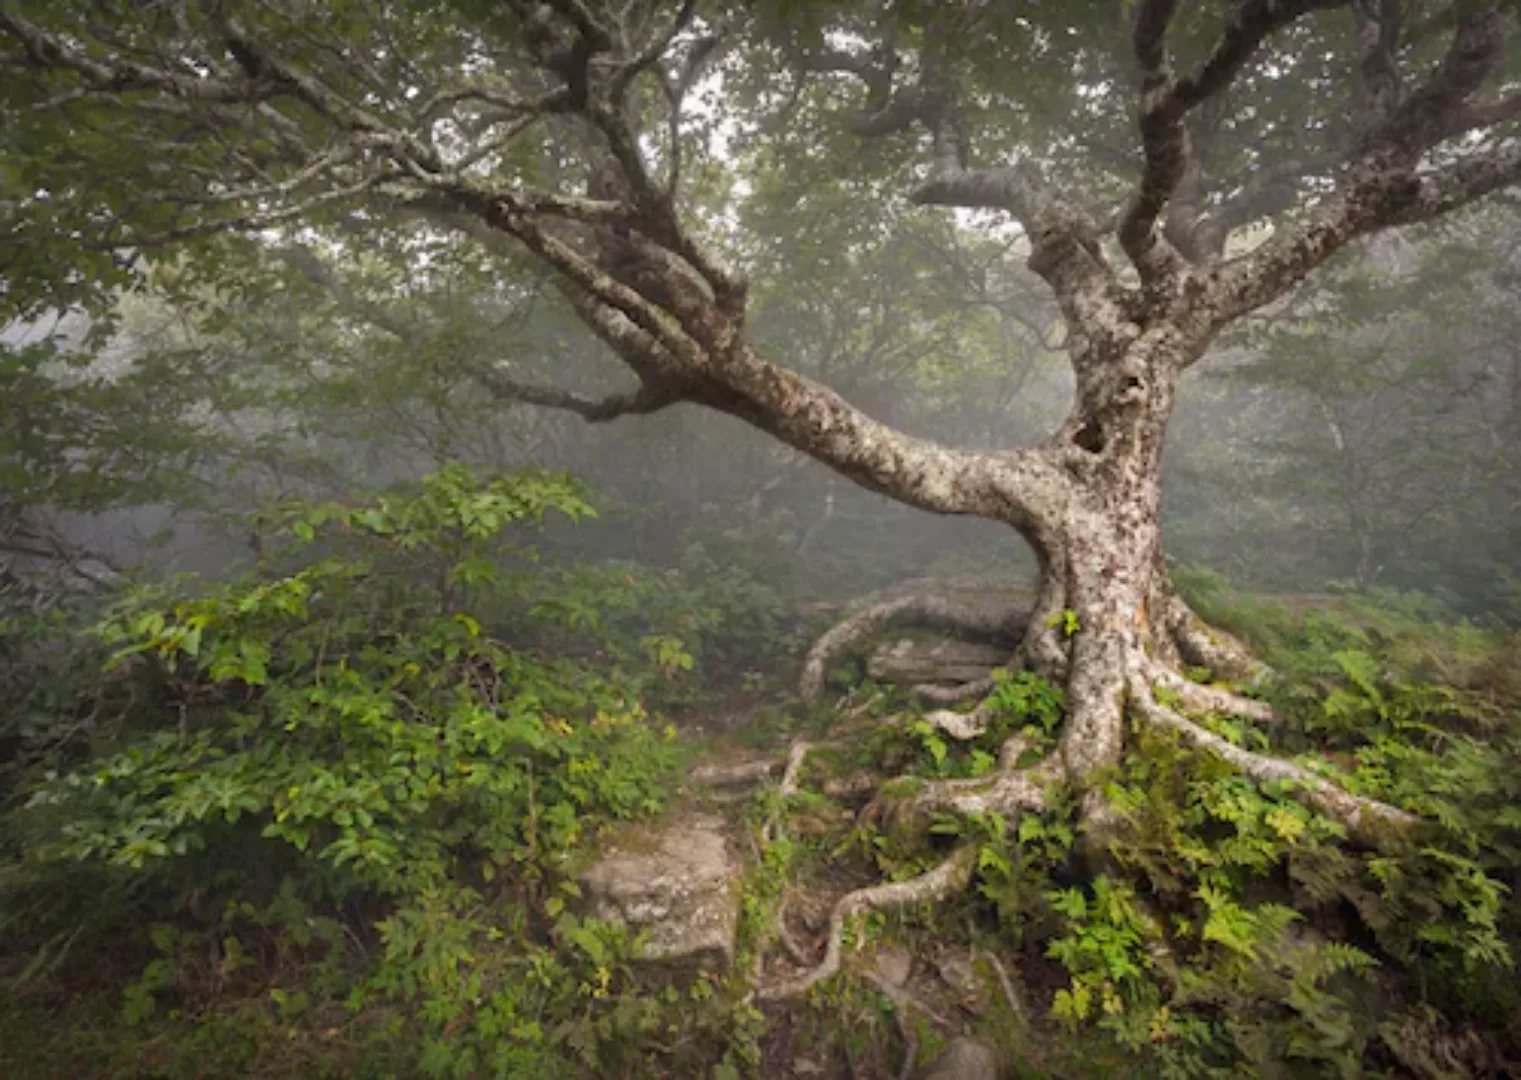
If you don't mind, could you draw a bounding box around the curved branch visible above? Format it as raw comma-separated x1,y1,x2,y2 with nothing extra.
609,0,698,102
470,368,680,422
1207,135,1521,325
1120,0,1349,277
1205,4,1514,326
1173,1,1350,113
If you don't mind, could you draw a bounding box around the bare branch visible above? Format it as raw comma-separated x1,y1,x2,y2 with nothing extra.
1379,138,1521,226
470,368,680,422
1207,4,1516,327
0,9,272,103
609,0,697,102
1172,0,1349,113
1364,2,1506,162
274,243,419,343
1119,0,1348,277
109,175,391,250
1441,87,1521,138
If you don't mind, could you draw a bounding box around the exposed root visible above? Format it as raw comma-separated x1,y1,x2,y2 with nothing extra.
911,675,995,705
775,896,816,967
1161,591,1269,684
763,739,842,843
918,703,997,741
1144,660,1279,724
892,747,1057,825
778,740,818,797
854,968,952,1080
1018,554,1073,680
1128,676,1419,846
690,758,780,790
799,586,1028,702
821,770,879,802
755,846,978,1001
976,946,1027,1025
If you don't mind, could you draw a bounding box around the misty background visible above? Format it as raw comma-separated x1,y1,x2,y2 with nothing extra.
5,198,1517,622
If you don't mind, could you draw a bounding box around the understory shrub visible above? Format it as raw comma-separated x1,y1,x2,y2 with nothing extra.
0,466,750,1076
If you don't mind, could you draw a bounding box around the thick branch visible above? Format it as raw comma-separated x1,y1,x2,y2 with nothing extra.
1120,0,1348,277
0,10,273,103
471,367,679,421
1206,4,1515,327
1209,136,1521,324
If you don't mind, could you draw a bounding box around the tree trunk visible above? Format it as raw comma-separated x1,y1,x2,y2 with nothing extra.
789,329,1414,844
1027,336,1181,785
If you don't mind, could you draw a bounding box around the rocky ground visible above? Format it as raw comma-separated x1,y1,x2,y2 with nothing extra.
579,609,1034,1079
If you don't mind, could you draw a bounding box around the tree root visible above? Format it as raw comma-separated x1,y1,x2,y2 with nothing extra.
976,946,1027,1025
755,846,978,1001
798,585,1028,702
892,748,1056,825
910,675,995,705
1128,675,1418,845
775,895,816,967
1143,660,1279,724
740,600,1419,1008
918,702,998,741
1160,591,1269,684
760,740,841,842
689,758,781,790
779,739,821,797
1018,557,1072,680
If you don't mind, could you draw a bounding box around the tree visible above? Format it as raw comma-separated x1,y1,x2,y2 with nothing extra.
1195,215,1521,608
5,0,1521,972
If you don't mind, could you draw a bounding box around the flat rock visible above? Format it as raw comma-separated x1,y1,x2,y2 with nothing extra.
868,637,1011,686
580,813,740,974
917,1036,1000,1080
872,944,914,987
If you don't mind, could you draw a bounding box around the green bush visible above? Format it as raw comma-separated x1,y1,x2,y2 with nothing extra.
1,466,715,1075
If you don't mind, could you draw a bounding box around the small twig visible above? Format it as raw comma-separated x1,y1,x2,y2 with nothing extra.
976,946,1026,1025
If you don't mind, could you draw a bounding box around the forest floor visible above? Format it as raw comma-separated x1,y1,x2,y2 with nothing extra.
661,684,1087,1080
3,586,1518,1078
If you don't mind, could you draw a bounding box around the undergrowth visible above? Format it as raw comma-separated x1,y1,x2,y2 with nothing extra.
746,577,1520,1077
0,466,757,1077
3,521,1518,1076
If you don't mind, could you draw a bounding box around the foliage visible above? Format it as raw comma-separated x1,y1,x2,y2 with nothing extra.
521,537,792,706
0,466,759,1075
810,586,1521,1075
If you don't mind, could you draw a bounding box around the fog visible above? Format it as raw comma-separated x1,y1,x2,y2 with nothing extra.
7,214,1516,622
